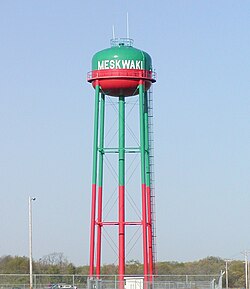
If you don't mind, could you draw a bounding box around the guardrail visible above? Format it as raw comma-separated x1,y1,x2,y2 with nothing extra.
87,69,156,82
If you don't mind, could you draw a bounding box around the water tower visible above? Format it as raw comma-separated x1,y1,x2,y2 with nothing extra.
87,37,156,286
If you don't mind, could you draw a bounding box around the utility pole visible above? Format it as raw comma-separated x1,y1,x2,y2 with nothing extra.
246,252,249,289
29,197,36,289
225,259,232,289
249,259,250,289
242,251,249,289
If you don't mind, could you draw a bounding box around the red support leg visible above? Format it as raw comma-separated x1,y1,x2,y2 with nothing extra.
96,186,103,277
142,183,149,281
89,184,97,276
118,185,125,289
146,186,154,280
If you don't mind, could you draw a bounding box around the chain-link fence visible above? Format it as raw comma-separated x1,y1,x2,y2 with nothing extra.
0,274,88,289
0,274,221,289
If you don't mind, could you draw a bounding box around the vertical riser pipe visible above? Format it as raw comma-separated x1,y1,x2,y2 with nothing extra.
144,91,154,279
89,84,100,276
96,93,105,277
118,96,125,288
139,82,149,281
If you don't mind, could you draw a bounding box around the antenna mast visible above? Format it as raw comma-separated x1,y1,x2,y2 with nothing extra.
126,13,129,39
112,25,115,39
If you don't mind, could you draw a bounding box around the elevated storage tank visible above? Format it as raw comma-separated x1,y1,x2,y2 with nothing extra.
87,38,156,96
87,38,157,288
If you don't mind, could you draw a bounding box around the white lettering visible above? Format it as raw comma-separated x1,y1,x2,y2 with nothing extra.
121,59,131,69
110,59,115,69
115,60,121,69
104,60,109,69
98,60,104,70
97,59,143,70
130,60,135,69
136,60,141,69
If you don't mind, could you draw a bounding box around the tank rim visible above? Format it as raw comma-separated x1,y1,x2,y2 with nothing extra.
87,69,156,83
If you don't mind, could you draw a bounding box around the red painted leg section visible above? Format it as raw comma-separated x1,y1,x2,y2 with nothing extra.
146,185,154,280
96,186,103,277
142,183,149,281
89,183,97,276
119,185,125,289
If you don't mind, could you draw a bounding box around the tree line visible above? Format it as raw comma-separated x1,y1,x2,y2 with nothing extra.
0,254,246,288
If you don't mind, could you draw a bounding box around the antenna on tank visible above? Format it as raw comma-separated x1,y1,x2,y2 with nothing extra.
126,12,130,39
112,25,116,40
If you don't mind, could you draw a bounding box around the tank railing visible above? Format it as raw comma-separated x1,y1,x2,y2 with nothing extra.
110,38,134,47
87,69,156,81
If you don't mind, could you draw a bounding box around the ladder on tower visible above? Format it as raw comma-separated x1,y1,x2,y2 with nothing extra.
147,87,157,274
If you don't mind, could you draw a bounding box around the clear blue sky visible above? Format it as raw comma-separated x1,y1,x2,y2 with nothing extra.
0,0,249,266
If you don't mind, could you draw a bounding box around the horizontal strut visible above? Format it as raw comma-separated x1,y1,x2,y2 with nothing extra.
95,221,142,226
99,147,141,154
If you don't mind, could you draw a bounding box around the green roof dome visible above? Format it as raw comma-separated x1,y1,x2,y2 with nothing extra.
92,38,152,71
